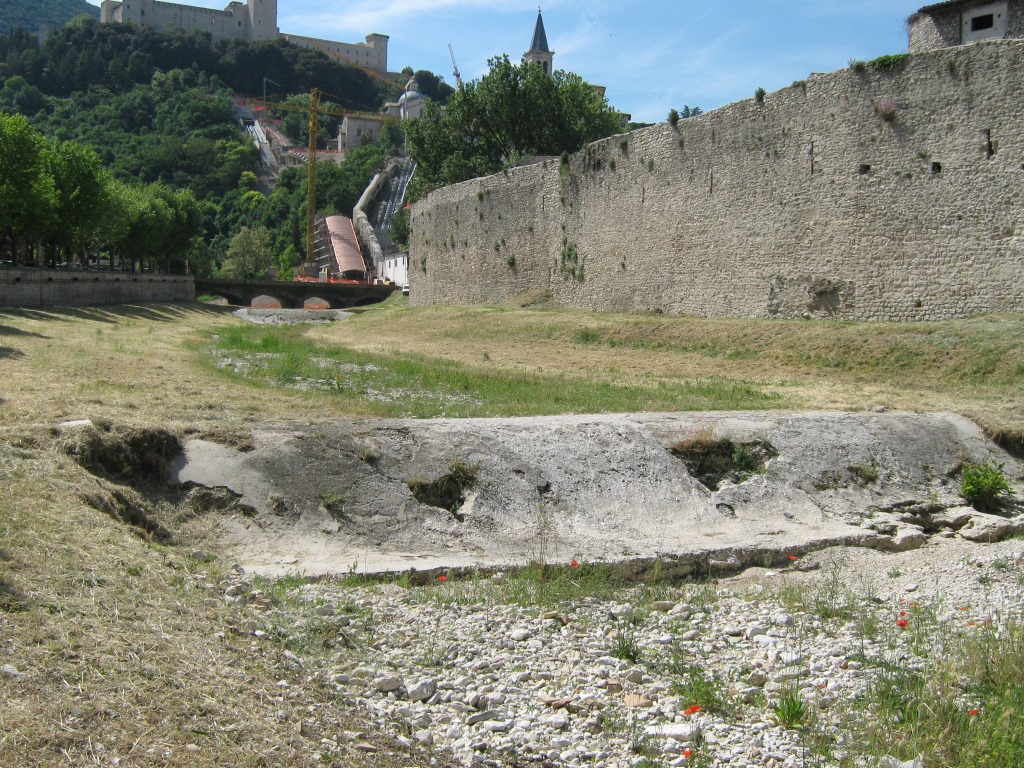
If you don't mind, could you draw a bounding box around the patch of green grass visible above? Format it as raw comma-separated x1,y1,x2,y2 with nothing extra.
204,324,784,418
666,661,733,715
772,688,807,728
611,630,642,663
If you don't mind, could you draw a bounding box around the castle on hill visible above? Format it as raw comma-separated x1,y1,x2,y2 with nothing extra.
99,0,389,74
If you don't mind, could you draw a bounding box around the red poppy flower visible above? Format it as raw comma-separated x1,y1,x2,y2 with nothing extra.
682,748,693,758
683,705,703,715
899,611,907,617
968,708,980,716
968,620,976,626
437,575,448,582
788,555,798,561
896,618,909,628
570,559,580,568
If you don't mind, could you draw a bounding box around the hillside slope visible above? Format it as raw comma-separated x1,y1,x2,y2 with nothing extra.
1,0,98,33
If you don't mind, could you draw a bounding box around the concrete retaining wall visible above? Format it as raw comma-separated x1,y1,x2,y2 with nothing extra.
0,270,195,308
409,41,1024,322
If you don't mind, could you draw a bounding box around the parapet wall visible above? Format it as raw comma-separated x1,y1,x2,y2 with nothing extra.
0,271,195,309
409,41,1024,322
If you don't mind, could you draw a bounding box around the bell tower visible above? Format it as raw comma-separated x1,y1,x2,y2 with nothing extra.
523,8,553,74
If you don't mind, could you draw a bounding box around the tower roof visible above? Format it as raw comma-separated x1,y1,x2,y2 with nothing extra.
529,10,550,53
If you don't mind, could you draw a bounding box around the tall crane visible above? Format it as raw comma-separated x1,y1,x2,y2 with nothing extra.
448,43,462,88
247,90,380,262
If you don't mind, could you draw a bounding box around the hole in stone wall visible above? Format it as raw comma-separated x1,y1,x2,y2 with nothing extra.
407,458,478,521
931,161,942,174
858,164,871,175
670,435,777,491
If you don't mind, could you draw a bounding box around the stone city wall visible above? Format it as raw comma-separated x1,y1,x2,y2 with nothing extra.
409,41,1024,322
0,271,195,309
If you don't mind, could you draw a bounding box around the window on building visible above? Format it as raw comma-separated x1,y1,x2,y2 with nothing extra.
963,2,1007,42
972,13,995,31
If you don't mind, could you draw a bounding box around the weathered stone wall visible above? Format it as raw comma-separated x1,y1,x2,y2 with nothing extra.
0,271,195,309
909,9,961,51
409,41,1024,322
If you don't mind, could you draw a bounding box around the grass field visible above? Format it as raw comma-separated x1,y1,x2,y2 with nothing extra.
1,298,1022,766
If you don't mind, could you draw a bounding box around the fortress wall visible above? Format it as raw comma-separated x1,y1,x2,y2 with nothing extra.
410,41,1024,321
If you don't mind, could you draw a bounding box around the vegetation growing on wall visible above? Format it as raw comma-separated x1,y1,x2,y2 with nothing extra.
870,53,911,72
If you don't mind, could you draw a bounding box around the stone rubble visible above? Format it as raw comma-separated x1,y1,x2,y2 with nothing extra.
207,538,1024,767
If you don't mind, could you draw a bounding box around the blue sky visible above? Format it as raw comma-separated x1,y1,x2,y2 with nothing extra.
87,0,930,122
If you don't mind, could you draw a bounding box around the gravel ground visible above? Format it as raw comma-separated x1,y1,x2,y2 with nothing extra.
234,308,353,324
210,536,1024,768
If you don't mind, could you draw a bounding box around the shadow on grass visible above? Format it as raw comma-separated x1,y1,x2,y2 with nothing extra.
2,302,236,325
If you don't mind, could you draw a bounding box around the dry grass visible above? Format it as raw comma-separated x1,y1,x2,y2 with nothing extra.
1,299,1022,766
324,301,1024,436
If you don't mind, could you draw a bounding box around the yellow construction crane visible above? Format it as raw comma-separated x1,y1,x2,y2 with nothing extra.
248,90,380,261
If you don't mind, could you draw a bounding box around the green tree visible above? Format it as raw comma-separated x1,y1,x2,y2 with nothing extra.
40,136,111,262
0,75,47,115
0,112,55,259
406,55,622,190
378,118,404,157
388,205,410,250
220,225,274,279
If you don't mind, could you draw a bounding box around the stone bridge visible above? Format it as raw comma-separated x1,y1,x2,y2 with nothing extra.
195,278,397,309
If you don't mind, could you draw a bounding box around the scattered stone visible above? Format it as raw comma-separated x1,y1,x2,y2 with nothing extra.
623,694,653,708
408,679,437,702
374,676,403,693
1,664,26,679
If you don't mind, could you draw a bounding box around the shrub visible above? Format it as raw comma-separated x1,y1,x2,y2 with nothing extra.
754,87,766,105
849,59,867,74
960,461,1012,512
870,53,910,72
668,108,680,127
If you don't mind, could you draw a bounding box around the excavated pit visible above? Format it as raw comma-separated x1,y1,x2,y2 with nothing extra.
165,411,1024,576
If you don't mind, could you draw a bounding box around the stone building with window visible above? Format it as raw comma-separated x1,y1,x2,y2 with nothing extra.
909,0,1024,51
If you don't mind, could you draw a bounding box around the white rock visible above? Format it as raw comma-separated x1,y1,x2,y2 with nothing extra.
375,676,403,693
408,679,437,702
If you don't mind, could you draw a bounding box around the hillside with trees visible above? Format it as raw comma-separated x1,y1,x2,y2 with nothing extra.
0,0,98,35
0,19,404,277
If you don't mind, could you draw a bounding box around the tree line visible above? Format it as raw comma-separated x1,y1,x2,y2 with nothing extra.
0,19,390,107
1,112,203,273
0,20,411,277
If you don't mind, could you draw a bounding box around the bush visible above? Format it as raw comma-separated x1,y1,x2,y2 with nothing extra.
754,87,766,105
667,108,680,127
960,461,1012,512
870,53,910,72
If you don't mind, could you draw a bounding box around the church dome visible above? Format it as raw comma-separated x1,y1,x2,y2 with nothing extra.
398,89,423,106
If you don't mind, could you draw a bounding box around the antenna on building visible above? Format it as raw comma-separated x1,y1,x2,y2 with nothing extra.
448,43,462,88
